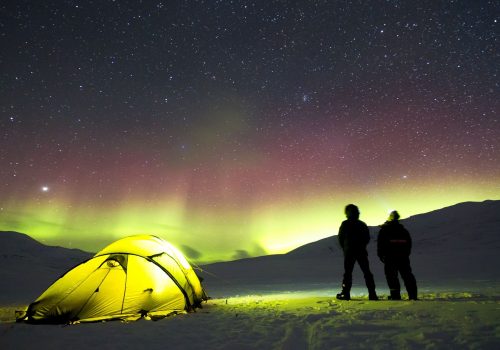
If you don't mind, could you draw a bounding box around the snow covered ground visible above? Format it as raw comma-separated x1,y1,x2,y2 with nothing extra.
1,286,499,349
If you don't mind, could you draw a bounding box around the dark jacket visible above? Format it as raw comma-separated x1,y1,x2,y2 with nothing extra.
338,219,370,255
377,220,412,261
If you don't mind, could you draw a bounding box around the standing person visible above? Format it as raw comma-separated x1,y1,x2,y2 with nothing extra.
336,204,378,300
377,210,418,300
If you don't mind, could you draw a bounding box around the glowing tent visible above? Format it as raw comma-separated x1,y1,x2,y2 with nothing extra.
17,235,207,323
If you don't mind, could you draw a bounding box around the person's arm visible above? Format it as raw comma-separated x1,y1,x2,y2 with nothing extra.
338,222,345,249
363,223,370,245
377,227,386,262
404,227,412,254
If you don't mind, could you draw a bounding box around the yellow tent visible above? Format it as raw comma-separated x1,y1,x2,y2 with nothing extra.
18,235,207,323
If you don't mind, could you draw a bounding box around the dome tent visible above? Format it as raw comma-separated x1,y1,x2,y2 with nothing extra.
17,235,207,323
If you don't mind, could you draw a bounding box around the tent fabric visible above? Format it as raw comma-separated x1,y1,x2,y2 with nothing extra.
18,235,207,323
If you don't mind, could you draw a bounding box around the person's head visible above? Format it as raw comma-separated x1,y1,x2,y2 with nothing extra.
345,204,360,220
388,210,400,222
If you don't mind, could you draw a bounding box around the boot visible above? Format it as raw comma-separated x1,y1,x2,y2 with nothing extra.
368,291,379,300
388,290,401,300
336,285,350,300
336,291,350,300
408,291,418,300
407,283,418,300
336,283,351,300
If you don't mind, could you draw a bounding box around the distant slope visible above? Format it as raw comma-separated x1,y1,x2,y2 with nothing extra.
0,231,93,303
286,199,500,256
0,231,93,267
200,200,500,291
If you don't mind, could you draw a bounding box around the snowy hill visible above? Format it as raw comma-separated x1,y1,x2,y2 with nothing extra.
0,231,93,303
199,200,500,292
0,231,93,267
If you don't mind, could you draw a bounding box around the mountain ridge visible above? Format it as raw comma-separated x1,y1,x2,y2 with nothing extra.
198,200,500,288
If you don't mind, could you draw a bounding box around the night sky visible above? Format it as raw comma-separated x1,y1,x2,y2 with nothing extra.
1,1,498,262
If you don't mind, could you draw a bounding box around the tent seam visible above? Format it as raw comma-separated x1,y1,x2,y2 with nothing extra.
95,252,192,309
73,269,111,321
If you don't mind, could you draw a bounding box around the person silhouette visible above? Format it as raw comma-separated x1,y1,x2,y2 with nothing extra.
336,204,378,300
377,210,418,300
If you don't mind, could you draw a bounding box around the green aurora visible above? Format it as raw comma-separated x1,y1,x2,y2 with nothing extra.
1,177,498,263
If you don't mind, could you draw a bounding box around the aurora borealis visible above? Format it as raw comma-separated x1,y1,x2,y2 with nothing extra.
0,1,498,262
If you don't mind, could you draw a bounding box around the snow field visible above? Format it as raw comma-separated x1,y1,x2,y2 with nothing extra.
1,291,499,350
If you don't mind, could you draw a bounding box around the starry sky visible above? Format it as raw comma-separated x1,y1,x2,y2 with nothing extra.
0,1,498,262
